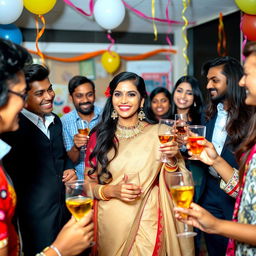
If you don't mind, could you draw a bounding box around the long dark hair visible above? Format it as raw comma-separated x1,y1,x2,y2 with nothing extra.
171,75,204,124
202,56,253,146
144,87,172,123
89,72,149,184
236,42,256,181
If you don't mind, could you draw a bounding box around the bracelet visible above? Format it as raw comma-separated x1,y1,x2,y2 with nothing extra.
50,245,62,256
164,163,179,172
98,185,110,201
35,246,49,256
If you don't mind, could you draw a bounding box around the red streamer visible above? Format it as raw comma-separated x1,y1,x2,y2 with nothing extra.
62,0,94,16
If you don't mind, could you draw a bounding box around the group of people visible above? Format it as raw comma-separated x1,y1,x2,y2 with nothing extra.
0,36,256,256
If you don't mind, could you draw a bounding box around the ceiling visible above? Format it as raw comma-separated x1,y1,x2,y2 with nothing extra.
16,0,239,34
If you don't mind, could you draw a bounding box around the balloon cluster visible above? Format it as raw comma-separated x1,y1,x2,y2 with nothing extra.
0,0,57,44
235,0,256,41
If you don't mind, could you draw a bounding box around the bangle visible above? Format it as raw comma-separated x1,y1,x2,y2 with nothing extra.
164,163,178,172
36,246,49,256
50,245,62,256
98,185,110,201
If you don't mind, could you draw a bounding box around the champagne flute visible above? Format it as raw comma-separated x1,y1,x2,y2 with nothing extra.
174,114,188,149
168,171,197,237
76,119,90,150
65,180,94,221
158,119,176,163
187,125,206,160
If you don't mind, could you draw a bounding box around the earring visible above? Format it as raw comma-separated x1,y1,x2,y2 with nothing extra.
194,101,197,107
138,108,146,121
111,109,118,120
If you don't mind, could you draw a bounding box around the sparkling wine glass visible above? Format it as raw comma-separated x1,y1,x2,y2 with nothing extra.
174,114,188,149
158,119,176,163
168,171,197,237
187,125,206,160
65,180,94,221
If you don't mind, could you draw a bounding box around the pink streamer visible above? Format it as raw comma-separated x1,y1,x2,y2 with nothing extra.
122,0,193,25
107,32,115,52
165,0,173,89
240,15,247,62
62,0,94,16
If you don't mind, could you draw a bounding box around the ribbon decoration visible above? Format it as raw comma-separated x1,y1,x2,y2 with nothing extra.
62,0,94,16
181,0,190,75
28,48,177,62
152,0,158,41
165,0,173,89
217,12,227,56
35,15,46,65
107,32,115,52
240,15,247,62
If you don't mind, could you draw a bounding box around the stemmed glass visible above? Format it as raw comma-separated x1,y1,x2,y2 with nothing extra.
174,114,188,149
168,172,197,237
187,125,206,160
76,119,90,150
65,180,94,221
158,119,176,163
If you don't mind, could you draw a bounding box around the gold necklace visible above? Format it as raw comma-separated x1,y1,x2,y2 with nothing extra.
116,121,145,139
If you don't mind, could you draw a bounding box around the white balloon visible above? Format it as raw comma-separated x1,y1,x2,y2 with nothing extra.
0,0,23,24
94,0,125,30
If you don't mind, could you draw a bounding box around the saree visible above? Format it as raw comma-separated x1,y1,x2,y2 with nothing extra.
86,124,194,256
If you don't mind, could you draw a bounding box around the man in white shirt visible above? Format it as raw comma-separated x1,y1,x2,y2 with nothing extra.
2,64,77,255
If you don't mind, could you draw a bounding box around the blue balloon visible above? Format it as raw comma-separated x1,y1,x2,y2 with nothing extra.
0,24,23,45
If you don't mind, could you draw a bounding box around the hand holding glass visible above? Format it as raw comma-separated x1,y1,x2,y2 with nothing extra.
175,114,188,148
168,172,197,237
76,120,89,149
158,119,176,163
65,180,93,221
187,125,206,160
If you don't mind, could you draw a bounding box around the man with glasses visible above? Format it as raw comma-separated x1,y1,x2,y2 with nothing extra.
2,64,77,255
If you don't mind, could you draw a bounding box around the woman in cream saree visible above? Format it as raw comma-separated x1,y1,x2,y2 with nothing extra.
85,72,194,256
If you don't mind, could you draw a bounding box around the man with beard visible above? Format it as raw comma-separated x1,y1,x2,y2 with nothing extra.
61,76,101,180
192,56,252,256
1,64,77,255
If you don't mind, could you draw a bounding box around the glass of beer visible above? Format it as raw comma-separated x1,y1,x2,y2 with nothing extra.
168,171,197,237
76,119,90,150
158,119,176,163
65,180,94,221
187,125,206,160
174,114,188,149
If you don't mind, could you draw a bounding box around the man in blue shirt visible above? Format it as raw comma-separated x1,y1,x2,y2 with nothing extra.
61,76,101,180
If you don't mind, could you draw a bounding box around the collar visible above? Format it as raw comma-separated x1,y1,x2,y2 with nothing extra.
0,139,11,160
74,106,101,122
21,108,55,126
217,103,226,113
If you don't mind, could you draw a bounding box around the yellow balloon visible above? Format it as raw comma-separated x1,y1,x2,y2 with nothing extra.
24,0,57,15
101,51,121,74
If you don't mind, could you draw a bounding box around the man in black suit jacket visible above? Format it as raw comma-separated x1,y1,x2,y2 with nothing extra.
1,64,77,256
191,57,252,256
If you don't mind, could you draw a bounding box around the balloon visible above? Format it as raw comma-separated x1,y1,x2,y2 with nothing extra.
0,0,23,24
241,14,256,41
24,0,57,15
94,0,125,30
235,0,256,15
0,24,23,44
101,51,121,74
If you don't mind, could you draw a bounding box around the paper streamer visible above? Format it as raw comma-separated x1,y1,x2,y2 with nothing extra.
28,48,177,62
35,15,46,65
152,0,158,41
181,0,190,75
107,32,115,52
165,0,173,88
217,12,227,56
62,0,94,16
240,15,247,62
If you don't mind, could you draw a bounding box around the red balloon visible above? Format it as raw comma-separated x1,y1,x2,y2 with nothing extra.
241,14,256,41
